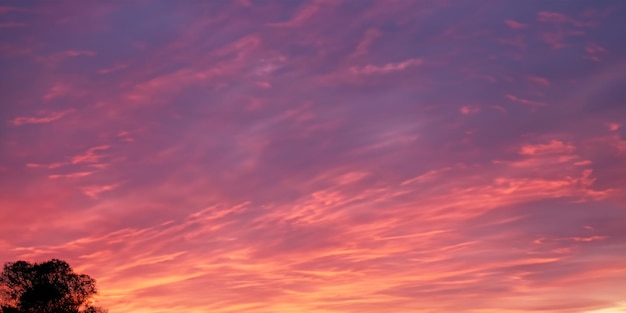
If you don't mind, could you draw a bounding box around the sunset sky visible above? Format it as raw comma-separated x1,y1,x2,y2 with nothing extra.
1,1,626,312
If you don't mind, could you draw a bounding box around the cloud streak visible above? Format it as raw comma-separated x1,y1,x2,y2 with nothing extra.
11,110,75,125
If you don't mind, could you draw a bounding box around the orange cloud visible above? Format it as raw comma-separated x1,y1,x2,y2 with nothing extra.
519,140,575,156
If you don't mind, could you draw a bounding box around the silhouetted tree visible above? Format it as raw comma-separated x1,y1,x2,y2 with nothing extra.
0,259,106,313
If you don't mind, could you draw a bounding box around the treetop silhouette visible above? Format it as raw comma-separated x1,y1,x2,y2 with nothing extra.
0,259,106,313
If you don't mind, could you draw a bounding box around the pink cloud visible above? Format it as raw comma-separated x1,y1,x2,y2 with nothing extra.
528,75,551,86
350,28,382,58
71,145,111,164
61,50,96,57
498,35,527,50
505,94,545,107
350,58,423,75
537,11,571,24
81,183,119,199
123,36,264,104
117,131,134,142
98,63,128,74
585,43,607,62
36,50,97,69
460,105,480,115
267,0,338,27
48,172,93,179
571,235,608,242
11,109,74,125
504,19,527,30
537,11,596,27
584,135,626,156
334,171,370,185
43,83,72,101
255,81,271,88
539,31,567,50
519,140,575,156
26,162,65,169
0,39,35,58
535,11,596,49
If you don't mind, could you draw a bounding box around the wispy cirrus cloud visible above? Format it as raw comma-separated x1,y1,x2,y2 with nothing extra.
350,28,382,58
350,58,423,75
505,94,545,107
71,145,110,165
267,0,337,28
11,109,74,125
48,172,93,179
81,183,120,199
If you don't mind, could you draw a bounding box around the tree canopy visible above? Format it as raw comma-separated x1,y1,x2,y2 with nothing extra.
0,259,106,313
